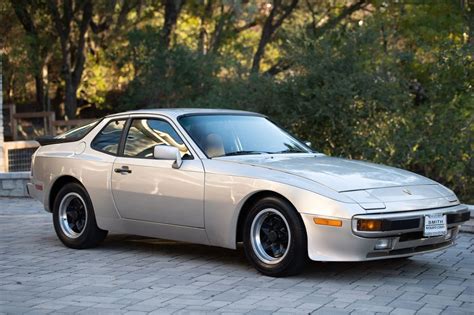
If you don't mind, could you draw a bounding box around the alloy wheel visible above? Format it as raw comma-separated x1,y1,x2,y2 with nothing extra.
58,192,88,238
250,208,291,264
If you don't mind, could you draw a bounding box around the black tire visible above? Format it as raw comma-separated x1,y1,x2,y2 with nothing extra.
243,196,308,277
53,183,108,249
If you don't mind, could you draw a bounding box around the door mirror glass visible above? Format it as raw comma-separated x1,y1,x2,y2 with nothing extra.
153,145,182,169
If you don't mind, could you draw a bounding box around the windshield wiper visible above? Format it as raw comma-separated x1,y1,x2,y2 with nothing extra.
219,150,272,157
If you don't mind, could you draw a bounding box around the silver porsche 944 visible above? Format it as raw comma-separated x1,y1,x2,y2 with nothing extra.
28,109,470,276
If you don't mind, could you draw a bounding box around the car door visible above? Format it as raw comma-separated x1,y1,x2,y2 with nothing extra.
111,116,205,228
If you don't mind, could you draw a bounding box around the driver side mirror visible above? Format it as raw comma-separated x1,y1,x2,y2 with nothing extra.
153,145,182,169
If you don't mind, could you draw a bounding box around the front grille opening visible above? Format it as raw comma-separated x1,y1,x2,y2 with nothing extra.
398,232,424,242
447,212,470,224
383,218,420,231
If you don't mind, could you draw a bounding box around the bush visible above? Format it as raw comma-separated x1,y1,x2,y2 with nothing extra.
120,27,218,110
118,20,473,203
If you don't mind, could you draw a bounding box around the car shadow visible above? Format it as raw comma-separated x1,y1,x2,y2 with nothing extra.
98,233,431,278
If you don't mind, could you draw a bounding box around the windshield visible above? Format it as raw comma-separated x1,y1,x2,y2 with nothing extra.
179,114,311,158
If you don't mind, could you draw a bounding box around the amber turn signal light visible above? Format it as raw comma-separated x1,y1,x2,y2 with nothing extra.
313,217,342,227
357,219,383,231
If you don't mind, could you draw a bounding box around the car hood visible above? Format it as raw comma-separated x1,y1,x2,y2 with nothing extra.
221,154,434,192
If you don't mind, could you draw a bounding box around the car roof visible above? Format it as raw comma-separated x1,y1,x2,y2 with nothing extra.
106,108,264,119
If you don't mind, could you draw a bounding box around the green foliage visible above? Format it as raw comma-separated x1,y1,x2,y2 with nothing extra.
3,0,473,201
119,27,218,110
183,12,474,202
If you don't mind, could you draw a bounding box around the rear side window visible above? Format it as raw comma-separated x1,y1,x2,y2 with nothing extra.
56,120,99,140
91,119,126,155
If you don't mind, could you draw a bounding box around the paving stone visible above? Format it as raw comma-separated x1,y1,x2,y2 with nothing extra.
311,307,351,314
416,306,444,314
390,308,416,315
456,293,474,302
0,198,473,314
387,299,425,311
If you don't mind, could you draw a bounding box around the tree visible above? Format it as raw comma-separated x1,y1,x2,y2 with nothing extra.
264,0,368,76
194,1,261,56
10,0,52,110
47,0,93,119
162,0,187,49
89,0,146,44
251,0,299,74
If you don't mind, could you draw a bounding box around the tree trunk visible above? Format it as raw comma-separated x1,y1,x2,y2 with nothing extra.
48,0,93,119
311,0,366,38
198,0,213,55
250,0,299,74
162,0,186,49
251,22,273,74
11,0,48,110
34,75,45,111
64,74,77,119
462,0,473,49
263,0,367,76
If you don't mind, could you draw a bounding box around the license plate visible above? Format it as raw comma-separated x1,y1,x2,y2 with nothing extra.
423,213,447,237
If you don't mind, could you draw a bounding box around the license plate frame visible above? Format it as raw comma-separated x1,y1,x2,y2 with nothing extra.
423,213,447,237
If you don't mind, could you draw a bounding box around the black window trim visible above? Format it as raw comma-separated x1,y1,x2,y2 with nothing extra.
118,116,194,160
57,118,103,140
36,118,103,146
117,118,132,156
90,118,128,156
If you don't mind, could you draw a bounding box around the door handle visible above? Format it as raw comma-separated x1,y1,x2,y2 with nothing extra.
114,166,132,174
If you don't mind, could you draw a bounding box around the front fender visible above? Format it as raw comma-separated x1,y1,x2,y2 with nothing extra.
203,172,365,249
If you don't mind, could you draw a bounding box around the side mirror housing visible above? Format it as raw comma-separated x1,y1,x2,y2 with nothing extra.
305,141,312,147
153,145,182,169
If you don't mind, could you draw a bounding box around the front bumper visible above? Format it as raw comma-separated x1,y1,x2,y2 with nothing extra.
302,204,469,261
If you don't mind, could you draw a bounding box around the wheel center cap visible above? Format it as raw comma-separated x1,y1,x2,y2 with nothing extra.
268,231,278,242
69,210,78,220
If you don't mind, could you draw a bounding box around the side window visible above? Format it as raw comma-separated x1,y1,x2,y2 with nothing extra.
124,118,191,159
57,120,99,140
91,119,126,155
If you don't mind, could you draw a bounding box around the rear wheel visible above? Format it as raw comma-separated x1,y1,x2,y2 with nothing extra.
243,196,307,277
53,183,107,249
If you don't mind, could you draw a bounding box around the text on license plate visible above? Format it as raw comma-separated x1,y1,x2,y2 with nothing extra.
423,213,447,237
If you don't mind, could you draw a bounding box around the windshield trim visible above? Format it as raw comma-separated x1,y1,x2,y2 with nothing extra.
177,113,313,159
178,112,266,119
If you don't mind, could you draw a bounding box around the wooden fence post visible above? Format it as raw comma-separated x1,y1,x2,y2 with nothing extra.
50,112,56,136
10,104,17,141
0,57,4,172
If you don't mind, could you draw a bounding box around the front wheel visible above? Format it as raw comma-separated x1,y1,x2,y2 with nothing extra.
243,196,308,277
53,183,108,249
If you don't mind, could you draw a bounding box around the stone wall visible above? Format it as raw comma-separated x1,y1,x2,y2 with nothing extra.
0,172,30,197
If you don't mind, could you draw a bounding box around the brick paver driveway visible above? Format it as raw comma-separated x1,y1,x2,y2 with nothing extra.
0,198,473,315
